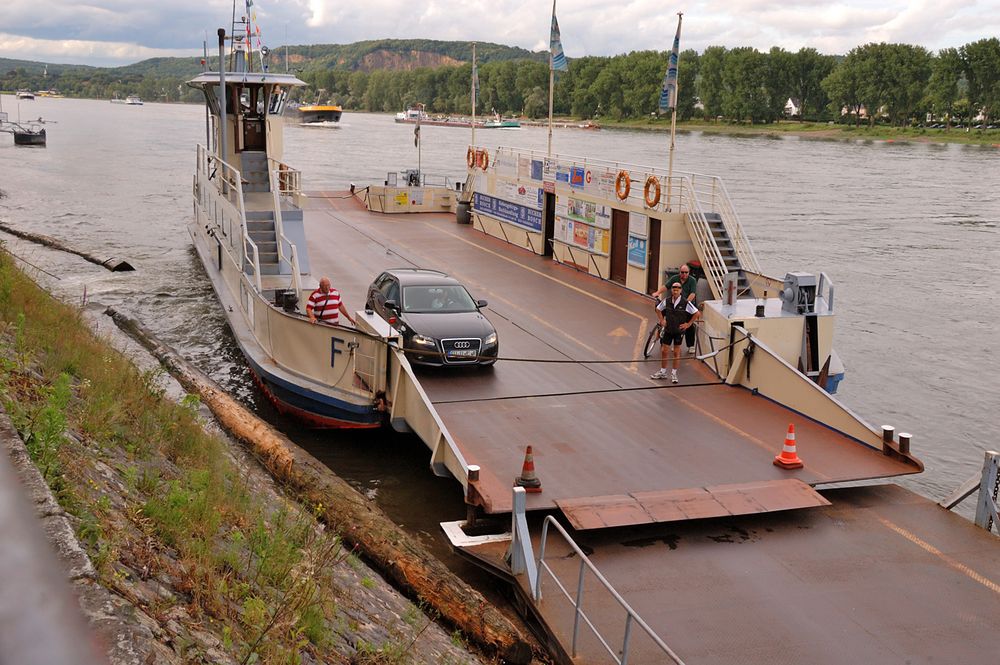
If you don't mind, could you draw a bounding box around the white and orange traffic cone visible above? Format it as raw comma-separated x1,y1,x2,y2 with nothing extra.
514,445,542,492
773,424,804,469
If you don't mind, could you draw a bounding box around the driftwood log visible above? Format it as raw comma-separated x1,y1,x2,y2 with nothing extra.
0,222,133,271
105,307,532,664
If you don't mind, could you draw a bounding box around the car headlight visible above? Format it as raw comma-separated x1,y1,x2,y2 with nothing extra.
483,332,498,347
410,334,436,347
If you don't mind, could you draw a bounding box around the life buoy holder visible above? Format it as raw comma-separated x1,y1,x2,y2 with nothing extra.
643,175,661,208
467,147,476,169
615,170,631,200
478,150,490,171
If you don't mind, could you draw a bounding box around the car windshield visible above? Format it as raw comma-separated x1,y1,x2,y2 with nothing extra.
402,285,477,313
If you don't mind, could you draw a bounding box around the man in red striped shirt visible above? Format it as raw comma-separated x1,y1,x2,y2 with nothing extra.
306,276,355,326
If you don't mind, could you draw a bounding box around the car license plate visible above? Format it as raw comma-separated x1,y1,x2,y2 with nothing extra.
449,349,477,357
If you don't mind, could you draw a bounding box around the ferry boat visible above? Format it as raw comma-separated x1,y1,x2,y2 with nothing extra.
15,90,34,100
187,9,1000,665
187,21,389,428
394,104,474,128
298,103,342,124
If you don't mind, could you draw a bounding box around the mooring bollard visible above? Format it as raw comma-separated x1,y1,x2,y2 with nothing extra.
881,425,895,454
898,433,911,455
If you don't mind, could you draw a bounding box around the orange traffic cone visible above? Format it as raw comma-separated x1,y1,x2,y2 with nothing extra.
773,424,804,469
514,445,542,493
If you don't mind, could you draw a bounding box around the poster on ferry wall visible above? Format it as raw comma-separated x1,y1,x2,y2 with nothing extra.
597,169,617,199
496,181,543,210
531,159,544,181
629,212,648,237
473,192,542,231
628,234,647,267
518,156,531,179
492,152,518,178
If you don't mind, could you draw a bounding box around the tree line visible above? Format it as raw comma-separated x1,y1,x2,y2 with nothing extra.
3,37,998,126
303,37,1000,127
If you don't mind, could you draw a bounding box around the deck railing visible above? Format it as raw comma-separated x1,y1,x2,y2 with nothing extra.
939,450,1000,534
485,146,760,299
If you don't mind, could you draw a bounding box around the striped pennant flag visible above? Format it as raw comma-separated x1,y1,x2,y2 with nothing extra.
471,47,479,107
550,7,569,72
659,14,683,113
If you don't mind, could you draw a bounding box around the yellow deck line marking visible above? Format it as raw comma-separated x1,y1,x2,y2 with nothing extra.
419,221,650,368
877,516,1000,595
665,389,832,481
421,221,645,321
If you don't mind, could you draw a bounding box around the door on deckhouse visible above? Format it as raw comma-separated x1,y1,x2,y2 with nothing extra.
646,217,662,293
610,209,629,284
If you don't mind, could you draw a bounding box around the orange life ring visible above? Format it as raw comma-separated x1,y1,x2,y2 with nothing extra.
478,150,490,170
615,170,631,200
643,175,661,208
467,147,476,168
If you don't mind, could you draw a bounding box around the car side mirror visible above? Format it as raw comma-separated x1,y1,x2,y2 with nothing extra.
385,299,398,310
476,299,488,308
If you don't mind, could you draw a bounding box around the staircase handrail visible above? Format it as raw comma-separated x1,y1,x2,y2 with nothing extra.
198,145,261,291
685,175,761,274
676,176,730,299
266,159,302,296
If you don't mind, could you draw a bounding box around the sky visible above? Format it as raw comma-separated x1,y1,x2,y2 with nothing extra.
1,0,998,68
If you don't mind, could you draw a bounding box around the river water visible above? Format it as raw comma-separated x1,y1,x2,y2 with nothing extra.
1,95,998,550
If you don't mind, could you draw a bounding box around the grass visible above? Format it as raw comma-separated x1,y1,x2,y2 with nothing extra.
0,249,452,664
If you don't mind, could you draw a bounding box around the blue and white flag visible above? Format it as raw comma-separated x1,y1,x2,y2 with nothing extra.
658,14,683,112
550,8,569,72
471,49,479,107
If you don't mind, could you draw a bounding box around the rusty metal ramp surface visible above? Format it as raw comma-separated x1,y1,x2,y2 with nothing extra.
457,484,1000,665
557,478,830,530
304,194,920,521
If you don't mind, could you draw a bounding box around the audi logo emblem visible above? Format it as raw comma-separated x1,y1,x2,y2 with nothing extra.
453,341,472,349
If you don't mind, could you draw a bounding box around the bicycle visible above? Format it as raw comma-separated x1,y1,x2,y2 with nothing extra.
643,300,664,359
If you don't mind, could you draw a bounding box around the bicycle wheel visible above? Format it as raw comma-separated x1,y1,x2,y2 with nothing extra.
643,324,661,358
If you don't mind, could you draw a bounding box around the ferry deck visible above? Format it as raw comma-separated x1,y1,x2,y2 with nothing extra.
297,191,1000,664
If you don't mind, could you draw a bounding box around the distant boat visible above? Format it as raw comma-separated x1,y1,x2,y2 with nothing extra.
16,91,34,100
482,113,520,129
394,104,474,128
298,103,342,124
111,95,143,105
13,128,45,146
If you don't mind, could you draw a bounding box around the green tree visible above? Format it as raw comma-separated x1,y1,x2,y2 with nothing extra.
927,48,963,126
790,48,835,120
961,37,1000,125
821,60,863,125
721,47,771,123
696,46,727,119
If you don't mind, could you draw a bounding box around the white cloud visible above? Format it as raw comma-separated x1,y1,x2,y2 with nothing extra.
0,0,998,67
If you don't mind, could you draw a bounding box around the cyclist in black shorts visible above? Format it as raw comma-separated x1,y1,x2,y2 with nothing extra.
650,282,700,383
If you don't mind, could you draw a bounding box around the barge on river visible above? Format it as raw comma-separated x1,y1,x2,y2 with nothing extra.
188,26,1000,665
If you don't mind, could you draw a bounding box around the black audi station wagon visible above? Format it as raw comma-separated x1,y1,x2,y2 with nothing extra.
365,269,498,366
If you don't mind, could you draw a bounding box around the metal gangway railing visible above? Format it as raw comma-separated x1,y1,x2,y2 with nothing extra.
509,487,685,665
939,450,1000,534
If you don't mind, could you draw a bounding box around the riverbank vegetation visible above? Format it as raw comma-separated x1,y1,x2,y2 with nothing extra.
0,250,484,664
